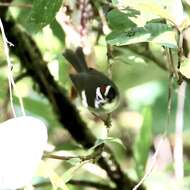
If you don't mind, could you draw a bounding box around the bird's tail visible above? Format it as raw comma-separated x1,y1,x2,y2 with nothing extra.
63,47,88,72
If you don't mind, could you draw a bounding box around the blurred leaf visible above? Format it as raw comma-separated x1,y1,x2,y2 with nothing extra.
133,107,152,178
107,9,136,30
179,18,190,31
111,0,184,27
112,46,146,65
37,161,70,190
179,57,190,79
62,161,88,183
66,158,81,165
111,0,118,6
50,19,65,44
26,0,63,32
58,55,71,91
107,23,177,48
14,96,60,129
92,137,126,150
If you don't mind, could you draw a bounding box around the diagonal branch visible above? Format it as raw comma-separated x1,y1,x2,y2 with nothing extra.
33,179,116,190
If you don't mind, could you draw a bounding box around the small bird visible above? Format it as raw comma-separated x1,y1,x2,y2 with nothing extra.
63,47,120,114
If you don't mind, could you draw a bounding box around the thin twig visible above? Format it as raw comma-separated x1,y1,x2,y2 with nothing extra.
0,2,32,9
44,144,105,162
132,137,165,190
14,72,29,83
92,1,110,35
132,46,175,190
174,81,186,179
0,19,16,117
177,31,184,69
33,179,116,190
168,48,179,81
166,73,173,132
128,45,168,71
44,154,81,161
0,19,26,116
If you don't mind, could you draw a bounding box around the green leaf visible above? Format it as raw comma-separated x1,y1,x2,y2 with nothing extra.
50,19,65,43
133,107,152,178
111,0,118,6
58,55,71,91
27,0,63,32
107,9,136,30
13,95,61,130
107,23,177,48
92,137,126,150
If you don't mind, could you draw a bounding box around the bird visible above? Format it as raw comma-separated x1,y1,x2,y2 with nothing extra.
63,47,120,114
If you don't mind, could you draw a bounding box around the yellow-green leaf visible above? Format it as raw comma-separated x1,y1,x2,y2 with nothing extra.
137,2,176,24
37,161,70,190
180,57,190,79
62,160,89,183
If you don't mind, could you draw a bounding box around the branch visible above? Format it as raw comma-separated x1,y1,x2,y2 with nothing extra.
33,179,116,190
3,19,143,190
0,2,32,9
125,44,190,84
127,44,168,71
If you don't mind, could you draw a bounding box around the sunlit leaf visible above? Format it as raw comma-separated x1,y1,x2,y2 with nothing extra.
107,23,177,48
180,57,190,79
112,0,182,26
37,161,70,190
133,107,152,178
111,0,118,6
136,2,175,24
179,18,190,31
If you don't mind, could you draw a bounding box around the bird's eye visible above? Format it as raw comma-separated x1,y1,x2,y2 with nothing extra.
100,85,107,95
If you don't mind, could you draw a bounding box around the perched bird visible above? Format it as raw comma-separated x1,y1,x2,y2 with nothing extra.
63,47,120,114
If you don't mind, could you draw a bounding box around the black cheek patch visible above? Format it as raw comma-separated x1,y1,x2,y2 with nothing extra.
107,87,116,102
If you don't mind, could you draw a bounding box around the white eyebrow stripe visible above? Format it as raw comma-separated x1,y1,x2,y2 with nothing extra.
104,85,111,96
81,90,88,108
